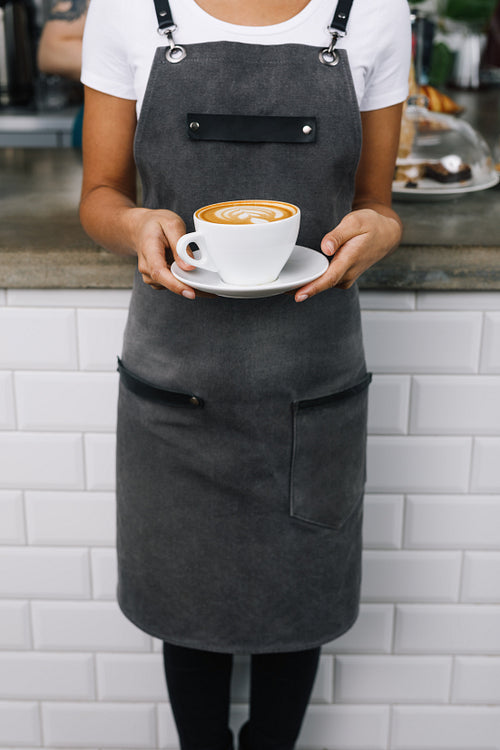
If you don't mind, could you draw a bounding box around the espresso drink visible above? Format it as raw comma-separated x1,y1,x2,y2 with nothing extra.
196,200,297,225
177,198,301,285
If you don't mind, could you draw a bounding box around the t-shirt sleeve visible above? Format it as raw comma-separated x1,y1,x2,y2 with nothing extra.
81,0,136,100
359,0,412,111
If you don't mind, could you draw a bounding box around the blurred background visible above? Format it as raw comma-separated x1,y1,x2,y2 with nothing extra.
410,0,500,89
0,0,83,146
0,0,499,147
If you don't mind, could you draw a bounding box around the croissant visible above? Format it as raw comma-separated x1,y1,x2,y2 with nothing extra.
419,85,464,115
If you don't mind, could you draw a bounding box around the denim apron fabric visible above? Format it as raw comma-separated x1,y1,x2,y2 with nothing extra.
116,0,372,653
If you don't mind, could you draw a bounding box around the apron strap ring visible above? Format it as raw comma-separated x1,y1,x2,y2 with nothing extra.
319,28,344,66
319,0,353,67
157,23,187,63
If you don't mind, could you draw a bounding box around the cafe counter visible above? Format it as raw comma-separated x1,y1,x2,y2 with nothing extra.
1,146,499,291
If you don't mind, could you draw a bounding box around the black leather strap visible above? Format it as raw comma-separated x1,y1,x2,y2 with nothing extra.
117,358,203,408
329,0,354,34
295,373,372,410
153,0,354,35
153,0,175,30
187,114,317,143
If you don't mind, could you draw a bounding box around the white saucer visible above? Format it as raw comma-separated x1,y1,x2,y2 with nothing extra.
392,171,499,201
171,245,329,299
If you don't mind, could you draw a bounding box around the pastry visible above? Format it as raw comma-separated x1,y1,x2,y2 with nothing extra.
423,155,472,183
394,163,425,182
420,85,464,115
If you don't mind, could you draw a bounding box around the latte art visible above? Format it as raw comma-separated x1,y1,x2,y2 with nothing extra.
177,199,301,285
196,200,297,225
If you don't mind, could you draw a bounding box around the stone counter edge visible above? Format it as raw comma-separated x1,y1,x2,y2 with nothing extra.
1,244,500,290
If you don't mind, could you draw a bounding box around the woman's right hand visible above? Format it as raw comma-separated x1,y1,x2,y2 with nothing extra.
128,207,197,298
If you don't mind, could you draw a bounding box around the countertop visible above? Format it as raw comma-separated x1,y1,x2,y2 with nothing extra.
0,106,79,132
0,106,80,148
1,90,499,290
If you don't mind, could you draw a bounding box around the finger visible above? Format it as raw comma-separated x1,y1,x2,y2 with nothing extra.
294,254,354,302
144,265,196,298
320,213,366,256
138,244,196,298
294,267,337,302
162,216,196,271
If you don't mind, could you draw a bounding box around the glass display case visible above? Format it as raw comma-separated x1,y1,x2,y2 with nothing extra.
393,94,499,199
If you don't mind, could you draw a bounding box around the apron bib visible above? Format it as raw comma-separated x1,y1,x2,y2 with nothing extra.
116,0,371,653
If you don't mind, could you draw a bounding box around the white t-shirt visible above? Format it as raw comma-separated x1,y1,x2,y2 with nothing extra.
81,0,411,115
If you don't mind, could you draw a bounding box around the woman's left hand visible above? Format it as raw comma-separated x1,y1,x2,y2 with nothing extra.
294,208,402,302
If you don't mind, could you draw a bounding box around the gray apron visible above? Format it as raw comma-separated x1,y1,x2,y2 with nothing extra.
116,0,371,653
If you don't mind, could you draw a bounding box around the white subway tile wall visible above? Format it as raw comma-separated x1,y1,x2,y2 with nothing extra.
0,490,25,544
0,433,85,490
77,308,129,371
32,601,151,651
0,308,78,370
0,601,32,649
41,702,157,748
0,547,91,599
361,311,482,373
416,291,500,310
452,657,500,703
0,372,16,429
0,702,41,745
90,548,118,600
363,495,404,549
471,437,500,492
480,312,500,372
368,376,411,435
15,372,119,431
0,289,499,750
84,434,117,490
391,706,500,750
333,655,452,704
461,552,500,602
0,653,95,700
96,653,169,702
25,491,116,546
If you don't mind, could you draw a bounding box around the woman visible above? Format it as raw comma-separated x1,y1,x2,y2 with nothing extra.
80,1,411,748
37,0,89,146
37,0,88,81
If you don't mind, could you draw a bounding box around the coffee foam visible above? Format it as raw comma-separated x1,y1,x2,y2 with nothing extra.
196,200,297,225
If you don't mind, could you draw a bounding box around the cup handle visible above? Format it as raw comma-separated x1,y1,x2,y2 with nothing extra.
176,231,218,273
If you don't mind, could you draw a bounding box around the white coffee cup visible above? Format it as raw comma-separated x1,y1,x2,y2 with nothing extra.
176,199,300,286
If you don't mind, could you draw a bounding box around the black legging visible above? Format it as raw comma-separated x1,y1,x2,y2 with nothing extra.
162,642,321,750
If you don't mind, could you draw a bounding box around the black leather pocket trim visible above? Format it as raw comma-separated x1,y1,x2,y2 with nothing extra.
290,373,372,530
295,373,373,410
187,113,317,143
117,358,204,408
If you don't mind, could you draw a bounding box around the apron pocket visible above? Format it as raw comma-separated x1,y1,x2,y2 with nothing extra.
290,373,372,530
117,358,203,408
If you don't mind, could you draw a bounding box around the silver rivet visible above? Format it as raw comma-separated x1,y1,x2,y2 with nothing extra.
189,121,200,132
189,396,200,406
338,12,346,18
302,125,312,135
159,10,167,15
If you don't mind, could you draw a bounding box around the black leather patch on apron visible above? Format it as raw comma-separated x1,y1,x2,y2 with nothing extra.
117,357,204,408
187,113,317,143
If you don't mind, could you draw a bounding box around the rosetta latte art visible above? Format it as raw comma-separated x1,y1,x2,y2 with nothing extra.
197,200,297,225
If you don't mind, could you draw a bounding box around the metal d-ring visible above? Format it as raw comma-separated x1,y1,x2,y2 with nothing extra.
157,23,187,63
319,29,341,66
166,44,187,63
